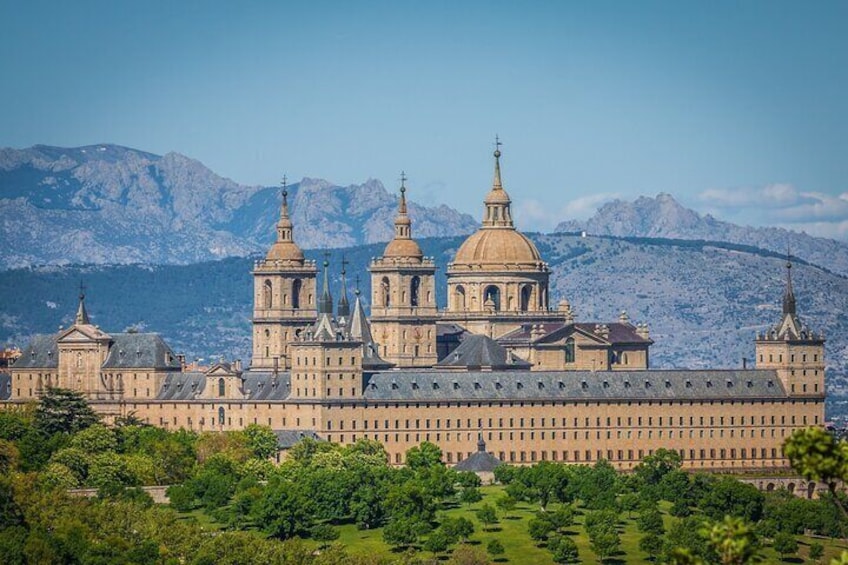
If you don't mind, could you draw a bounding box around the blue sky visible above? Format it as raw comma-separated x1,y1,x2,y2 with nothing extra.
1,1,847,236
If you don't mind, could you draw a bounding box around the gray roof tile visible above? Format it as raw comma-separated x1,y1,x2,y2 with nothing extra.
363,369,786,402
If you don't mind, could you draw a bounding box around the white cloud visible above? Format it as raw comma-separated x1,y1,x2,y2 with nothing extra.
698,184,848,240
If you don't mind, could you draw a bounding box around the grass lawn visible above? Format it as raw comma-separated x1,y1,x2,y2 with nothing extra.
329,486,848,564
173,487,848,564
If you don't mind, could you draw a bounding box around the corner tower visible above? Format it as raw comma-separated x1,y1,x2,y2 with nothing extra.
755,257,825,398
251,178,318,370
369,174,438,367
443,140,562,338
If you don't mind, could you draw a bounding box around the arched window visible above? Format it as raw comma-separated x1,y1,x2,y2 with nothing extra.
381,277,391,307
218,406,225,425
483,285,501,311
520,285,532,312
292,279,302,309
565,338,575,364
410,276,421,307
218,378,225,397
454,286,466,310
263,279,273,309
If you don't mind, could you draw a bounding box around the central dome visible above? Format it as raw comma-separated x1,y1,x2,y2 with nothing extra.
453,228,542,267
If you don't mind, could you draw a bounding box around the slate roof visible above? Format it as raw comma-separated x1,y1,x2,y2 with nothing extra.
455,443,503,473
102,334,182,369
156,372,207,400
499,322,651,346
155,371,291,401
14,332,181,370
363,369,787,402
436,334,532,370
0,373,11,401
274,429,322,449
242,372,290,401
13,335,59,368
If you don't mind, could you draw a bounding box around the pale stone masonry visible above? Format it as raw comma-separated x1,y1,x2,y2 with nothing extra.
4,143,826,472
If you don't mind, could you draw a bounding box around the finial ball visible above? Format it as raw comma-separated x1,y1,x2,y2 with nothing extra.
323,260,329,268
494,149,501,158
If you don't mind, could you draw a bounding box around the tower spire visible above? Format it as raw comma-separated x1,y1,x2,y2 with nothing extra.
481,136,514,228
783,248,796,315
318,253,333,315
337,254,350,319
492,135,503,190
75,280,90,325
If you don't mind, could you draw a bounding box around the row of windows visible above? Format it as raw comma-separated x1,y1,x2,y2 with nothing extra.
760,353,819,363
295,356,358,366
325,413,816,430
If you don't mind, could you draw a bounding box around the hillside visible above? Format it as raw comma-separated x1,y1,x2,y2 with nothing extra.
2,233,846,393
0,144,477,268
556,193,848,276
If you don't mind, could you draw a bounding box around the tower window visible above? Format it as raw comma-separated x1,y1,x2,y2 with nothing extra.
455,285,466,310
218,378,225,397
520,285,531,312
263,279,273,309
292,279,302,309
483,285,501,311
381,277,391,307
410,276,421,307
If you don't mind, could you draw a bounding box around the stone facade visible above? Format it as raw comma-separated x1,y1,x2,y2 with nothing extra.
4,144,828,473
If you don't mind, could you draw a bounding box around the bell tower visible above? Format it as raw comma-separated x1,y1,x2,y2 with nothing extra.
369,173,438,367
755,256,825,398
251,177,318,370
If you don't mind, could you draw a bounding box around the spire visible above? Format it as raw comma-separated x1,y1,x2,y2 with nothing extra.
276,175,293,239
75,281,90,325
492,135,503,190
382,172,423,260
477,432,486,452
482,136,514,228
265,175,306,263
783,249,796,315
337,255,350,319
318,254,333,315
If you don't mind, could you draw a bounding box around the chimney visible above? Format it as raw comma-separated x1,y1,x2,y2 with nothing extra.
177,354,186,371
234,358,242,373
273,356,279,376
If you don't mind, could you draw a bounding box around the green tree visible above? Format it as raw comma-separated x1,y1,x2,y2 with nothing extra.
0,440,20,473
702,516,759,565
640,533,664,561
311,523,340,549
771,531,797,559
69,424,117,453
166,484,196,512
87,452,139,492
257,478,313,540
495,494,517,516
383,516,419,549
487,538,505,559
590,529,621,562
423,529,450,556
405,442,443,471
475,503,498,530
700,477,764,523
528,516,553,543
548,534,579,564
619,492,641,518
548,504,576,531
808,541,824,562
441,516,474,543
637,507,665,535
34,388,99,436
460,486,483,506
40,462,80,489
243,424,278,460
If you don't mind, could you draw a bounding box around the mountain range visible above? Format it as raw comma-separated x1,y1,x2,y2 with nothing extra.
0,144,478,268
557,193,848,277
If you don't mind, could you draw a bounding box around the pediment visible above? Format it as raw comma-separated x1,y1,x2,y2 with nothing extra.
57,325,111,343
535,325,609,346
205,363,236,377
